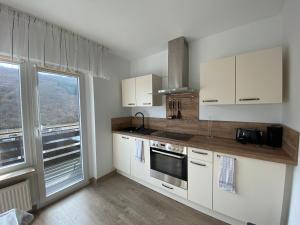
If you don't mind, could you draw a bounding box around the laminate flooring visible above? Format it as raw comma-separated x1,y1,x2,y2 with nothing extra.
32,174,227,225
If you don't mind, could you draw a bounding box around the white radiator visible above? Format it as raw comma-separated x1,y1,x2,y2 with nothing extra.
0,180,32,213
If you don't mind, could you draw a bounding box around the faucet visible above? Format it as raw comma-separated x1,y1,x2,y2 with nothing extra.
135,112,145,130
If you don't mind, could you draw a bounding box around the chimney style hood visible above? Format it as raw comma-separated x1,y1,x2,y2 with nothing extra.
158,37,195,94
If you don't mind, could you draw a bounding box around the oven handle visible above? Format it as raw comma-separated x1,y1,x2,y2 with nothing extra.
151,149,185,159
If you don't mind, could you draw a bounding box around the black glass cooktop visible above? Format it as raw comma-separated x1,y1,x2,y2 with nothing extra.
151,131,192,141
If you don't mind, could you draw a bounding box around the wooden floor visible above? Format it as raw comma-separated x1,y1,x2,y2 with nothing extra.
33,174,227,225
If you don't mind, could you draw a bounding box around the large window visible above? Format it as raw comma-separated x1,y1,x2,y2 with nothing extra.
0,62,25,168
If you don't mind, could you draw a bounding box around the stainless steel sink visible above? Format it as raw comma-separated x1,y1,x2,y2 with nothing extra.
120,127,156,135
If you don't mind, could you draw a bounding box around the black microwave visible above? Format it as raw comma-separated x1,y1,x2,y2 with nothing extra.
236,128,264,145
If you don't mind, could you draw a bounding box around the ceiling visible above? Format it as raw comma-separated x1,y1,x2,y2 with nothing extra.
0,0,284,60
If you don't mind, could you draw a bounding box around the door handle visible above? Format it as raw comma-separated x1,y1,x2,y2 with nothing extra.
121,136,129,139
192,150,208,155
128,103,135,106
190,161,206,167
143,103,152,105
35,127,41,137
162,183,174,190
152,150,185,159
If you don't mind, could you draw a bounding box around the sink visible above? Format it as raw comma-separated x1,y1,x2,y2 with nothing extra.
120,127,157,135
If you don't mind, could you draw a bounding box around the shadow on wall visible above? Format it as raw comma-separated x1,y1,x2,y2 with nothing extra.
282,46,290,103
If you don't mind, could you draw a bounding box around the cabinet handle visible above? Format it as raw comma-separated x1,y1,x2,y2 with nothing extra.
192,150,208,155
202,99,218,103
128,103,135,106
121,136,129,139
239,98,260,101
162,183,174,190
190,161,207,167
143,102,152,105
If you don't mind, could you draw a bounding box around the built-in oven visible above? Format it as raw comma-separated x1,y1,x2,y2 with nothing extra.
150,140,187,189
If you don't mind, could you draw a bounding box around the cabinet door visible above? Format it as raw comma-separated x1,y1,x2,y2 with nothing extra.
213,153,286,225
122,78,136,107
200,56,235,105
131,138,150,182
113,134,134,174
188,159,212,209
136,75,153,107
236,47,282,104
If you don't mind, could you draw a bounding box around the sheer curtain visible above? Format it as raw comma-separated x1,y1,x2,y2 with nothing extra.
0,4,107,79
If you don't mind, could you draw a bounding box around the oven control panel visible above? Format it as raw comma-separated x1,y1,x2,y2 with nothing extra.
150,140,187,155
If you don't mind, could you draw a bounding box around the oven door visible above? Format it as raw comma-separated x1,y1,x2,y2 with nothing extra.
150,147,187,189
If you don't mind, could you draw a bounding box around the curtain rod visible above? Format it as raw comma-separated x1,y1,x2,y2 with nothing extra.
35,65,81,77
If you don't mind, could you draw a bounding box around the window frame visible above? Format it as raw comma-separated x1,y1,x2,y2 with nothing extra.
33,65,89,205
0,57,32,175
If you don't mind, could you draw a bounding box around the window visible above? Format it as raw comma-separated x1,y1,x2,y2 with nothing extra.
0,62,25,169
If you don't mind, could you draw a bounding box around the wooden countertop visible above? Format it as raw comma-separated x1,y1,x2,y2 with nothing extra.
113,131,297,165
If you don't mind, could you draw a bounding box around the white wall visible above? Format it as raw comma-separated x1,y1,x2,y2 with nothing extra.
282,0,300,224
282,0,300,132
93,53,131,178
130,15,283,123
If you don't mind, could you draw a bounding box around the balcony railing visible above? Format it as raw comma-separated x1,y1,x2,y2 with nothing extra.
0,123,83,196
41,123,83,195
0,129,24,167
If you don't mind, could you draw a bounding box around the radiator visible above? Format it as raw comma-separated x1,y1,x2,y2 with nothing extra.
0,180,32,213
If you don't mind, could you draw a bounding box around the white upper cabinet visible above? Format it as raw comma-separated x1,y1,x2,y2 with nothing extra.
236,47,283,104
136,74,162,107
122,74,162,107
122,78,136,107
200,47,283,105
200,56,235,105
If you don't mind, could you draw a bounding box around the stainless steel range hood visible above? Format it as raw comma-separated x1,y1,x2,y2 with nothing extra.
158,37,195,94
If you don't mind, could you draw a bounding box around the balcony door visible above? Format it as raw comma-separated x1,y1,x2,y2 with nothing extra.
35,69,86,201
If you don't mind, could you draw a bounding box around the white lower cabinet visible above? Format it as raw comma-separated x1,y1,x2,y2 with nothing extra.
130,137,150,183
113,134,287,225
113,134,134,175
150,177,188,199
188,158,213,209
213,152,286,225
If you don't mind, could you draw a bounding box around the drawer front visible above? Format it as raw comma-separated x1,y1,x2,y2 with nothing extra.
188,147,213,162
150,177,187,199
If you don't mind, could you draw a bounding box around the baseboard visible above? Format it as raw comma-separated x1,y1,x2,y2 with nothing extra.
89,170,117,184
116,170,245,225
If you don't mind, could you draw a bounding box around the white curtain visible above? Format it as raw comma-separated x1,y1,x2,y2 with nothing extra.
0,4,107,79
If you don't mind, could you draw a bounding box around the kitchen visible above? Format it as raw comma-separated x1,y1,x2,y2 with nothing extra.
112,37,296,225
0,1,300,225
